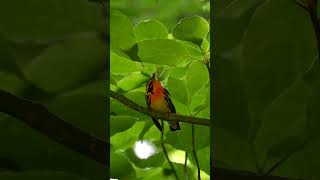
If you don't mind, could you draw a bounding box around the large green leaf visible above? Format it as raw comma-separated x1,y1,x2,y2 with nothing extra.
166,75,188,105
0,72,28,95
110,121,145,150
110,10,137,53
117,72,148,91
241,0,317,136
165,124,210,153
138,39,188,65
215,0,264,18
212,127,255,171
110,151,136,179
212,56,250,140
0,38,22,77
173,16,209,46
135,19,168,41
111,116,137,137
197,146,210,175
24,34,106,93
45,81,107,139
110,51,142,75
253,78,314,168
0,0,101,42
186,61,209,103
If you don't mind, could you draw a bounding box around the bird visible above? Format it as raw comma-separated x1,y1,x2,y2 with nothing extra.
145,73,181,132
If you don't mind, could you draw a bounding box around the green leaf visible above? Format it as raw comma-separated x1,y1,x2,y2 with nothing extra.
162,161,194,180
110,10,137,53
138,39,188,65
0,72,28,95
166,75,188,105
241,0,317,125
212,127,255,171
0,38,22,77
111,51,142,75
179,41,203,60
173,16,209,46
117,72,148,91
186,61,209,103
197,146,210,175
110,116,137,136
213,56,250,140
0,171,86,180
190,84,209,115
135,19,168,41
216,0,264,18
110,151,136,179
45,81,107,139
165,124,210,152
253,79,314,166
0,0,101,42
24,34,106,93
111,121,145,150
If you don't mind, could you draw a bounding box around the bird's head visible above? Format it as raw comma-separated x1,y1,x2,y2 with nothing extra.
146,73,163,95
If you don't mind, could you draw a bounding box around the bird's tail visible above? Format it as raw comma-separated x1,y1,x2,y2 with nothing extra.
169,121,181,131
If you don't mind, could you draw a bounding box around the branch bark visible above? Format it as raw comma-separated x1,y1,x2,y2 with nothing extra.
0,89,307,180
0,89,108,166
109,90,210,126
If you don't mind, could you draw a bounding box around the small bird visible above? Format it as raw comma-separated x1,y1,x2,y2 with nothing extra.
145,73,181,131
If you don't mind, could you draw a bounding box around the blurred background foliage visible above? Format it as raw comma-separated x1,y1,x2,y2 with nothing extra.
110,0,210,179
213,0,320,179
0,0,107,179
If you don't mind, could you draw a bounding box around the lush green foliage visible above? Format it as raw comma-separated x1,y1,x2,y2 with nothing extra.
214,0,320,179
0,0,106,179
110,0,210,179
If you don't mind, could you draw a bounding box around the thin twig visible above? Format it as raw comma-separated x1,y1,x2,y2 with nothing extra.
192,124,201,180
190,110,205,180
184,152,188,180
160,120,179,180
109,90,210,126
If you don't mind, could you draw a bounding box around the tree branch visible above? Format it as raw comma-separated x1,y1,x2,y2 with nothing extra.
192,124,201,180
0,89,306,180
109,90,210,126
0,89,108,166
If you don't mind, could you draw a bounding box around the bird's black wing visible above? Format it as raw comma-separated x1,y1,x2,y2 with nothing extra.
164,88,176,113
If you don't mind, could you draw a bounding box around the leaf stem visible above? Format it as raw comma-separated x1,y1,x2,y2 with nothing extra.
192,124,201,180
161,120,179,180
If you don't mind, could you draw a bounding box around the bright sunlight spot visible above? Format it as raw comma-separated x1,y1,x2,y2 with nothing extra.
110,178,118,180
169,149,187,164
134,140,156,159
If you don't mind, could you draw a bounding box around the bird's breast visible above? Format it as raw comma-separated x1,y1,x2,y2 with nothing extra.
150,95,170,113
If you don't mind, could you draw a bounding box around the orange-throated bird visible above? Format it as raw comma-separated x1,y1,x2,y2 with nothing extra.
145,73,181,131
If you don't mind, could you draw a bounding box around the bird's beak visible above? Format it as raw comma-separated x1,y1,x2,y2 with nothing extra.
152,73,156,80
